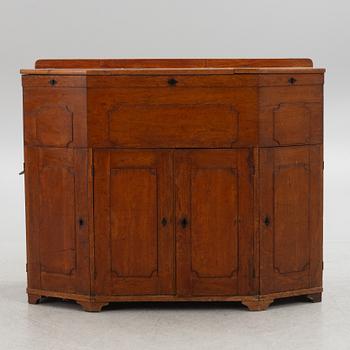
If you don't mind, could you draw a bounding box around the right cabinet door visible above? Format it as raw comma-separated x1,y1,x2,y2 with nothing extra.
259,145,323,294
175,150,255,296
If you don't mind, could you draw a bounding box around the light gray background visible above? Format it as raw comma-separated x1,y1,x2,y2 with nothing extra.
0,1,349,349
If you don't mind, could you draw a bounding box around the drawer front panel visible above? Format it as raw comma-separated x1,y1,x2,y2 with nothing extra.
23,84,87,147
87,75,258,88
259,85,323,146
22,75,86,88
107,103,238,148
88,84,258,148
259,74,324,87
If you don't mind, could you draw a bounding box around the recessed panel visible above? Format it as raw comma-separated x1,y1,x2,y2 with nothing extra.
39,166,76,275
110,168,158,278
274,164,310,274
108,104,238,148
273,104,311,145
191,168,238,278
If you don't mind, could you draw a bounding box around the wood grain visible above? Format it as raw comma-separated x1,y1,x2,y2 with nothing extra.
259,146,323,294
23,84,87,147
93,150,174,296
175,150,255,296
34,58,314,69
87,82,258,148
21,67,325,76
24,147,90,295
22,58,324,312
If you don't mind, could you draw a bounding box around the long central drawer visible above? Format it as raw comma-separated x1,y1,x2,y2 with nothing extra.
87,75,259,148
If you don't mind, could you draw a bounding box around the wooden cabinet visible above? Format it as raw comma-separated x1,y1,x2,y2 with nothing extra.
21,58,324,311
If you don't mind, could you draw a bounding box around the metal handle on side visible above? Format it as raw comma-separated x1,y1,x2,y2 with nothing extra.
19,163,25,175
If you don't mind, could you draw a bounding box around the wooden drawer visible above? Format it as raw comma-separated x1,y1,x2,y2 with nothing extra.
259,84,323,146
23,76,87,147
87,76,258,148
259,74,324,87
22,75,86,88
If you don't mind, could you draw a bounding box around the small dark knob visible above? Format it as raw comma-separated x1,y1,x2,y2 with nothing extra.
49,79,57,86
288,77,297,85
180,217,188,229
167,78,178,86
161,217,168,227
79,218,84,227
263,216,270,227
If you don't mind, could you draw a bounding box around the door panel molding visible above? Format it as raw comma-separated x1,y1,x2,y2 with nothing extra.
175,150,255,296
94,150,174,296
25,147,90,294
260,145,323,294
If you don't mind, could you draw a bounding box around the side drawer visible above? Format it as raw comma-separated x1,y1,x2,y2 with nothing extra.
258,80,323,146
87,75,259,148
259,73,324,87
22,75,87,147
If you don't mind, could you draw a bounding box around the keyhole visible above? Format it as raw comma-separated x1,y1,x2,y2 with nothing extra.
167,78,178,86
264,216,270,227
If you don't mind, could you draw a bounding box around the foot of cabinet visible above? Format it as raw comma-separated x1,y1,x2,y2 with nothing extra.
77,301,109,312
306,292,322,303
28,293,42,304
242,298,274,311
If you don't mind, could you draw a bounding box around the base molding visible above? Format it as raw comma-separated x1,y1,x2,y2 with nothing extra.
26,287,323,312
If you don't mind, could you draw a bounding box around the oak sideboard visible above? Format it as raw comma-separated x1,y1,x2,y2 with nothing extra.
20,58,324,311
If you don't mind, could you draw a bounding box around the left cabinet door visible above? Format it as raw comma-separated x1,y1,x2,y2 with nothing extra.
25,147,90,295
94,150,174,296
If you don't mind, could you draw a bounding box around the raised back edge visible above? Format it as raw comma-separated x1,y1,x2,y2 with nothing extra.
35,58,314,69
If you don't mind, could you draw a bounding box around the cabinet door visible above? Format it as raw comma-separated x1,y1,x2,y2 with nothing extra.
259,146,323,294
94,150,174,296
175,150,255,296
24,147,90,294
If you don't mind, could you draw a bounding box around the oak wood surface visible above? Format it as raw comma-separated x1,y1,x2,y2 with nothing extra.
23,85,87,147
87,83,258,148
259,145,323,294
93,150,174,296
241,298,273,311
20,67,325,76
22,58,324,311
35,58,314,69
24,147,90,295
28,288,322,311
175,150,255,296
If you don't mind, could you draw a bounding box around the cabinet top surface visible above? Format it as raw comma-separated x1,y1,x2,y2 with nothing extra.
20,58,325,75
